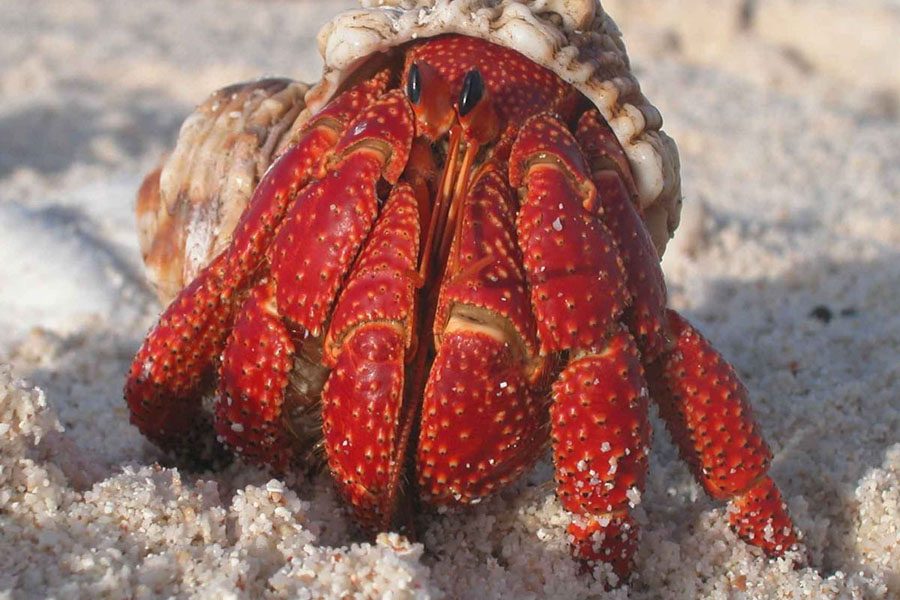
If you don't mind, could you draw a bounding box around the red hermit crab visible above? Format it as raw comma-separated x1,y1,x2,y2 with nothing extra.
127,0,800,580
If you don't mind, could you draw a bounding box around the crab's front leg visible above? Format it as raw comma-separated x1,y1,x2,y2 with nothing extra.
576,112,802,562
510,113,650,580
214,90,416,471
418,167,549,505
317,178,422,529
125,75,390,453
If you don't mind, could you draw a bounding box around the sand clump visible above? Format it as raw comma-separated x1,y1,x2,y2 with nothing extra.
0,365,435,598
1,0,898,598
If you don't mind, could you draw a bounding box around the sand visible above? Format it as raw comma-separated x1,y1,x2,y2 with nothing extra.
1,1,898,598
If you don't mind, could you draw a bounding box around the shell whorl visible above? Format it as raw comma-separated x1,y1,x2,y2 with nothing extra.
310,0,681,255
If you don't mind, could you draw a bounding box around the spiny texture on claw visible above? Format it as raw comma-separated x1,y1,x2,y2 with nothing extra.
222,71,391,279
509,112,596,208
569,514,639,583
321,183,422,528
325,182,421,361
729,475,800,557
216,279,295,470
125,269,232,451
434,168,537,356
421,167,546,504
512,112,654,577
552,329,649,578
126,77,391,451
419,331,546,504
322,324,407,529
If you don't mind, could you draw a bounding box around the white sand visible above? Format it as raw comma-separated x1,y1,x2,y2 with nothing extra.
1,1,897,598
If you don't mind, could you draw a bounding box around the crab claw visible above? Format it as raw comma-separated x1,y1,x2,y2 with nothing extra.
420,167,547,504
510,112,629,354
575,109,670,362
511,112,651,578
269,89,415,336
215,278,296,471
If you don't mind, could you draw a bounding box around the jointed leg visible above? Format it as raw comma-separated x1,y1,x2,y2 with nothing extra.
419,167,548,505
320,182,422,529
511,112,650,578
576,109,800,563
551,329,650,579
647,309,800,557
125,75,391,452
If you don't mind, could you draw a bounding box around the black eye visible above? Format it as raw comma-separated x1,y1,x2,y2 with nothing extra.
406,63,421,104
458,70,484,117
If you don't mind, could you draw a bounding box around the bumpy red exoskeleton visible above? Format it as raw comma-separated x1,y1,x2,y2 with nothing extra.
126,35,799,580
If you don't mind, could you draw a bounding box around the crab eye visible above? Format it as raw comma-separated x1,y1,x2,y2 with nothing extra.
406,63,421,104
458,70,484,117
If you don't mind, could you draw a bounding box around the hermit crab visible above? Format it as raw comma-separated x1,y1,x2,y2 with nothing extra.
128,0,801,581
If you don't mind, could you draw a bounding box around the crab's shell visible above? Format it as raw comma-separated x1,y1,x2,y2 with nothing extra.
138,0,680,304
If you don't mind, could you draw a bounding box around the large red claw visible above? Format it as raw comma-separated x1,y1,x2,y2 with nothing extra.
421,166,546,504
576,110,670,361
509,111,596,208
325,182,421,362
418,331,547,504
434,168,538,360
321,183,422,529
551,329,650,579
222,71,391,277
216,279,295,471
270,90,415,335
332,89,415,184
648,309,800,557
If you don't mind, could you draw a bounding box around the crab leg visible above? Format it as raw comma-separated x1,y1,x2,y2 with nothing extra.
419,167,548,505
510,112,649,579
210,90,416,475
320,181,422,529
125,75,390,452
646,310,800,558
576,110,800,561
575,110,670,362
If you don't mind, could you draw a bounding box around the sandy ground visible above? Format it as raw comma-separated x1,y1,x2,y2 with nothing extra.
1,1,898,598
